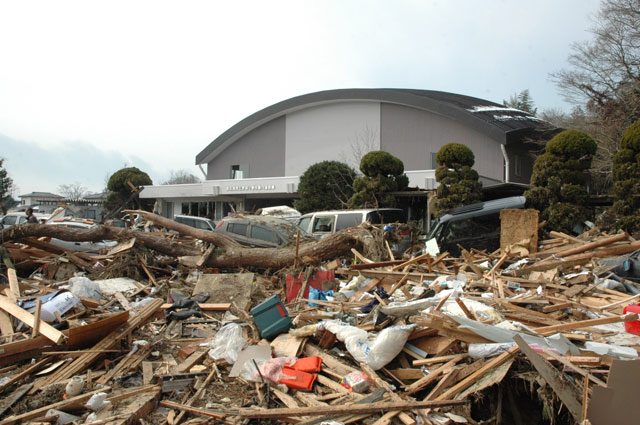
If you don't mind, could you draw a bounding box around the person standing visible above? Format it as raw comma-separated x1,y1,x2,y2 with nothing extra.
25,207,39,223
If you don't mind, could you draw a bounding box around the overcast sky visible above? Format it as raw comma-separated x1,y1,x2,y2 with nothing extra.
0,0,601,197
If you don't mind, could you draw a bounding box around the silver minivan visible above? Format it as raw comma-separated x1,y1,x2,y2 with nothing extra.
173,215,217,232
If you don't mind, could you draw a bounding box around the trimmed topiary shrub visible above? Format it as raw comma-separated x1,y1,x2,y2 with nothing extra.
434,143,482,217
294,161,356,214
608,121,640,234
105,166,153,212
524,129,597,233
347,151,408,208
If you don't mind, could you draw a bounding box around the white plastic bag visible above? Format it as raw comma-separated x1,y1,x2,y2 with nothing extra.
319,320,414,370
68,276,101,301
203,323,248,364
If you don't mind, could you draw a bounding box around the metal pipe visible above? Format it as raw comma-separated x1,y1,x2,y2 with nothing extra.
500,144,510,183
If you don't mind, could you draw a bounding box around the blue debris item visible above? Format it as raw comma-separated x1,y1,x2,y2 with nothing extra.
361,287,390,313
250,294,292,340
309,287,334,307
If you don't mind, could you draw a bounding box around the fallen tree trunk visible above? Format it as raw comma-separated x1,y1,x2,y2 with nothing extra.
122,209,241,249
0,220,374,269
0,224,199,258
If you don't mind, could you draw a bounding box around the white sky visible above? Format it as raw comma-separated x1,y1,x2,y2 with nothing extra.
0,0,600,197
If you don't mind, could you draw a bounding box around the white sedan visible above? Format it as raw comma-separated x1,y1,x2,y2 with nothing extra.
46,219,118,253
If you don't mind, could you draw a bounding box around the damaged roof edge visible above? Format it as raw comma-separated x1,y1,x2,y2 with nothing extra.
196,88,553,165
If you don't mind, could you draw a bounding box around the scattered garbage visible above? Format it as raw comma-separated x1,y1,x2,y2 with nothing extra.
0,209,639,425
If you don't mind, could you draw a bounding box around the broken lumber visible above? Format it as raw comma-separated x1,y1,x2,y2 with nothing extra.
238,399,467,419
0,296,65,344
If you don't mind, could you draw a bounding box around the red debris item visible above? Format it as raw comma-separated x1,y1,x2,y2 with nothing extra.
285,271,335,303
623,304,640,335
289,356,323,373
278,366,317,391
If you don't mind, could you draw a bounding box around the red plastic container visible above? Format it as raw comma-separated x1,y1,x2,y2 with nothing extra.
285,271,335,303
623,304,640,335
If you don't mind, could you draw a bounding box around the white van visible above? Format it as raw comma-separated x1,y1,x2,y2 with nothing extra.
0,211,47,227
297,208,407,237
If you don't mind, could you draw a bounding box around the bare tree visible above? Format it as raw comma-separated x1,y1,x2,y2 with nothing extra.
341,125,380,171
162,169,202,185
58,182,88,201
551,0,640,182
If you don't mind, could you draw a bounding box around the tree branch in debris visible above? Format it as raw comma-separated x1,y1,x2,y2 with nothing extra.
1,213,378,268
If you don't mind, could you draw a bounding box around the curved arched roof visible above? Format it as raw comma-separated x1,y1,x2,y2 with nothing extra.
196,88,554,165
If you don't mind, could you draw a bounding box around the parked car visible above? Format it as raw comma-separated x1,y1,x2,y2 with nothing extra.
296,208,411,255
214,215,309,248
0,211,47,228
427,196,527,256
174,215,217,232
46,219,118,253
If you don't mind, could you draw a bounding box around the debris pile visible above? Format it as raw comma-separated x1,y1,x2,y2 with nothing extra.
0,210,639,425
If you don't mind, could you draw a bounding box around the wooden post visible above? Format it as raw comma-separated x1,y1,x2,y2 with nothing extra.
294,229,301,268
32,301,42,338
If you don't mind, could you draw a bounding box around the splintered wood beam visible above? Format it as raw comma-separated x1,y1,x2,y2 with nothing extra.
555,232,628,258
0,296,64,344
238,399,467,419
7,268,20,299
435,346,519,402
513,335,582,420
405,357,461,395
391,252,432,271
534,313,638,336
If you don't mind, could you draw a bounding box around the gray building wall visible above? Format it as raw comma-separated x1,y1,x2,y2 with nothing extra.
380,103,504,181
284,101,381,175
206,116,286,179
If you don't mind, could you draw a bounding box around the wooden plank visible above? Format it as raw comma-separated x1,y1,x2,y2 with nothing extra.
405,357,460,395
541,349,607,387
304,343,356,376
160,303,231,311
0,383,32,417
0,387,111,425
0,311,13,337
114,292,131,311
534,313,638,336
412,353,469,367
158,400,226,420
513,335,582,420
31,300,42,338
435,346,519,401
349,278,380,302
109,389,160,425
35,298,162,392
556,232,628,258
391,252,432,271
238,399,466,419
455,297,475,320
142,361,154,385
0,296,64,344
360,363,416,425
351,248,373,264
7,268,20,299
176,349,207,374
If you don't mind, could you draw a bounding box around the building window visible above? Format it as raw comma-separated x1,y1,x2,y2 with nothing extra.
430,152,438,169
231,165,243,179
514,155,522,177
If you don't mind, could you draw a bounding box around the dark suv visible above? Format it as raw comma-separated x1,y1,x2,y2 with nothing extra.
428,196,526,256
